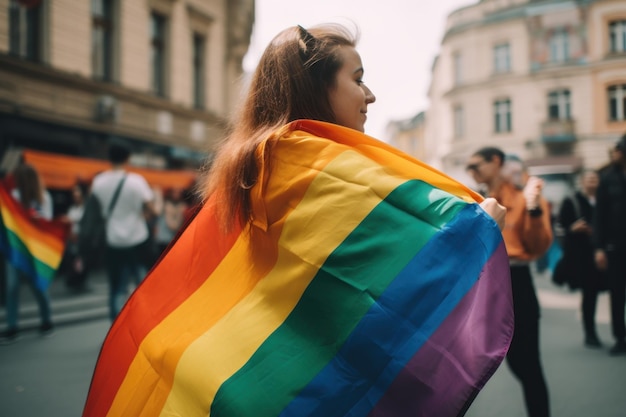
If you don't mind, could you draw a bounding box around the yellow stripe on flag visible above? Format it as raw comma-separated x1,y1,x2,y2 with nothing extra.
160,151,406,417
105,147,406,417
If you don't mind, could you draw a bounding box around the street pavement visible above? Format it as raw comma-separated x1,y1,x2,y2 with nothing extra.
0,266,625,416
467,270,626,417
0,268,110,331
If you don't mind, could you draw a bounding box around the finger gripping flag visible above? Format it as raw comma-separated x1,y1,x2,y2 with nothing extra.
83,120,513,417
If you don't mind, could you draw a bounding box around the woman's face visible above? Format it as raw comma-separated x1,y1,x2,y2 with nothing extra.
328,46,376,132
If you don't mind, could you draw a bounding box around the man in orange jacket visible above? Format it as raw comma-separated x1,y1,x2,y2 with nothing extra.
466,147,553,417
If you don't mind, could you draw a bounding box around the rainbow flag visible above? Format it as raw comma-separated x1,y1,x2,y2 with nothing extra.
84,120,513,417
0,180,67,291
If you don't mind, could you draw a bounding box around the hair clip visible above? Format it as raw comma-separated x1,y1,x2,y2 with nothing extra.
297,25,317,61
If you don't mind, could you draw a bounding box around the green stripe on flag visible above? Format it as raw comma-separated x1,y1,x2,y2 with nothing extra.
211,179,466,416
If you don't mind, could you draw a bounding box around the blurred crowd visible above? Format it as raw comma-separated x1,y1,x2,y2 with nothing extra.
1,132,625,417
0,141,199,342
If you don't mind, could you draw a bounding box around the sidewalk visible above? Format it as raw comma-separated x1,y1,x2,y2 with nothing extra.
467,267,622,417
0,268,109,331
533,265,611,326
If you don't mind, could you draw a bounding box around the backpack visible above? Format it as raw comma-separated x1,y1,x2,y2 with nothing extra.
78,176,126,265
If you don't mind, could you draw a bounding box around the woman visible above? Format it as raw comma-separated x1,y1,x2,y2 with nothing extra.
558,170,605,347
84,24,510,417
0,164,55,343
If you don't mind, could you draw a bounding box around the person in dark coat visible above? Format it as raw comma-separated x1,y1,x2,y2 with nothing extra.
558,170,605,347
594,133,626,355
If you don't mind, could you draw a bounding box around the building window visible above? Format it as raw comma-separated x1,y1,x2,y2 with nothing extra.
548,89,571,120
150,12,167,96
609,20,626,53
453,106,464,138
192,33,205,109
9,0,43,61
494,99,512,133
453,52,462,86
549,29,569,63
493,43,510,73
92,0,114,81
608,84,626,121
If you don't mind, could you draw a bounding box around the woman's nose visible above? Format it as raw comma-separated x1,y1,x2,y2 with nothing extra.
365,85,376,104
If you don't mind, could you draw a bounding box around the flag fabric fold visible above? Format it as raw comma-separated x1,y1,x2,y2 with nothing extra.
0,180,67,291
83,120,513,417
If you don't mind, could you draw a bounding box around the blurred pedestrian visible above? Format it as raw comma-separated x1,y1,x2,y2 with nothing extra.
62,182,89,292
502,155,560,273
0,164,55,344
154,187,188,256
467,147,553,417
598,144,620,176
558,170,605,348
90,141,158,321
181,181,201,224
594,133,626,355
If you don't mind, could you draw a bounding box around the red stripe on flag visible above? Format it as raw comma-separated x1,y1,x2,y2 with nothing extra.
82,198,241,417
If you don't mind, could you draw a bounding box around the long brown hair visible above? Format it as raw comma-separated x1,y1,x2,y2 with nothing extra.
201,23,358,231
13,163,45,210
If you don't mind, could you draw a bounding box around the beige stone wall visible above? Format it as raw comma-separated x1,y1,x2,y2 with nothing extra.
0,0,254,155
184,0,228,113
0,0,8,53
0,0,248,117
119,1,151,92
169,3,191,105
115,0,229,113
587,0,626,141
587,0,626,61
49,0,90,76
427,0,626,178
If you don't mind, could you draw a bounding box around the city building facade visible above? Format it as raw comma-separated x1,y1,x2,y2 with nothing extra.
0,0,254,182
424,0,626,205
385,111,426,160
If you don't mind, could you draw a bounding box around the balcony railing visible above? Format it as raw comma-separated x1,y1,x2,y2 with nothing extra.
541,119,576,143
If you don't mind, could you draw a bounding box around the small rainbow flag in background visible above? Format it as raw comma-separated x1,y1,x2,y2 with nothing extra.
83,120,513,417
0,180,67,291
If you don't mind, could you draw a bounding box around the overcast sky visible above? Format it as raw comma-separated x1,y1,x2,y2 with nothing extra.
243,0,474,140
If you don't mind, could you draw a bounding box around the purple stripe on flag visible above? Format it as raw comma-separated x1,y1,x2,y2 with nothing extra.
368,241,513,417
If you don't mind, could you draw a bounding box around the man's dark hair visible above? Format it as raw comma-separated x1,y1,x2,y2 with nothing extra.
473,147,505,166
108,141,131,164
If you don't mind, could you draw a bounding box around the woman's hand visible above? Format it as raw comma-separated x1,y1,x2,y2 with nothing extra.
522,176,544,210
480,198,506,231
570,218,592,235
595,249,608,271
